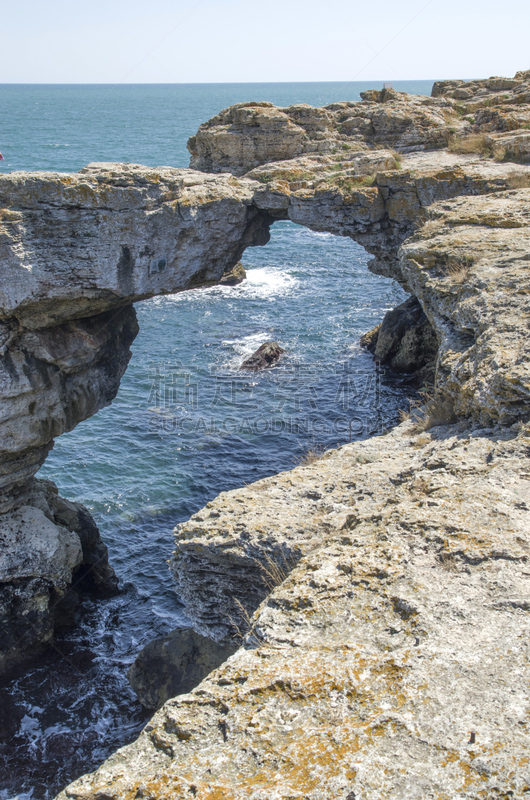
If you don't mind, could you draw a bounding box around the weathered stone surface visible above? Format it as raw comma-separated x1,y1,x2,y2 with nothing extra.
218,260,246,286
59,420,530,799
400,189,530,423
0,478,117,678
240,341,285,370
0,68,524,795
361,295,438,385
0,165,274,671
0,305,138,512
58,71,530,798
0,164,271,328
187,92,454,176
487,130,530,161
128,628,238,710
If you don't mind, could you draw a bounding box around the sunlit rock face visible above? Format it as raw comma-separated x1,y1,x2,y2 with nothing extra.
2,71,530,797
0,164,273,675
58,73,530,800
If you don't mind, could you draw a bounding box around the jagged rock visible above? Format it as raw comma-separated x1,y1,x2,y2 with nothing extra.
187,92,454,176
0,479,117,678
240,341,285,370
0,68,526,797
361,295,438,386
400,190,530,423
0,164,274,671
128,629,237,710
58,84,530,790
486,130,530,161
188,102,309,176
37,480,119,596
59,420,530,799
218,261,246,286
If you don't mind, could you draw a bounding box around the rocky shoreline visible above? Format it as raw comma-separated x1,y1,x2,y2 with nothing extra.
1,71,530,797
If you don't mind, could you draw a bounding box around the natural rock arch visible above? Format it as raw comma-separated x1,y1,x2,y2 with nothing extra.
2,76,530,696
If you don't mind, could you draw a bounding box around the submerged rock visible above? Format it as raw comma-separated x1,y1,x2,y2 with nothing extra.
128,628,237,710
218,261,246,286
240,341,285,370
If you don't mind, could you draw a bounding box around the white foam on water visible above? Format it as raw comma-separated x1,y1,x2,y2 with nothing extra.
145,267,298,308
220,331,279,370
240,267,298,300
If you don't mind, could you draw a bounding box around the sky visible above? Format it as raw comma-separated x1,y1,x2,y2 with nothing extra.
1,0,528,83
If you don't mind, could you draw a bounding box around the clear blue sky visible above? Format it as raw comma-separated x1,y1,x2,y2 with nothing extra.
1,0,528,83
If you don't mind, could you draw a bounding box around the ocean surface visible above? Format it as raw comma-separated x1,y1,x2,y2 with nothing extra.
0,81,432,799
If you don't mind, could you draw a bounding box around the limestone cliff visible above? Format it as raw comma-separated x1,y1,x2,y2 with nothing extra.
57,72,530,799
0,166,272,675
0,71,529,797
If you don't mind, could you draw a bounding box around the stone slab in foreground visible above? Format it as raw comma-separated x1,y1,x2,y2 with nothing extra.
58,417,530,799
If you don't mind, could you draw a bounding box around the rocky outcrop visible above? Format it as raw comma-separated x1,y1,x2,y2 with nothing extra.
128,629,237,710
0,163,279,673
218,260,246,286
58,418,530,800
188,69,530,180
0,69,527,795
0,165,274,674
57,72,530,796
172,183,530,641
361,296,438,386
0,478,117,678
187,93,455,176
240,341,285,370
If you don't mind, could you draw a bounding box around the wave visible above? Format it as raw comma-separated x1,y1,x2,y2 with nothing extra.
145,266,298,309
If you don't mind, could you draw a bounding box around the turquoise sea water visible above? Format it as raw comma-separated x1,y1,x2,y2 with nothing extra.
0,81,432,798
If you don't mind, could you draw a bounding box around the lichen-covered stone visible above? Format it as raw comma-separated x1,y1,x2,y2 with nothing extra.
0,69,526,796
59,420,530,800
218,261,246,286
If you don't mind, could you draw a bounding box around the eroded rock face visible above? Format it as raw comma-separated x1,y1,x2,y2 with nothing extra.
0,70,529,795
57,73,530,795
0,164,271,328
128,629,237,710
59,420,530,799
0,164,273,674
401,190,530,423
361,295,438,386
187,91,454,176
0,305,138,511
0,479,117,678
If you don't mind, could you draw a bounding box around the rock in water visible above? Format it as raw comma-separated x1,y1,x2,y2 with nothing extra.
128,629,237,710
218,261,246,286
361,296,438,386
241,341,285,370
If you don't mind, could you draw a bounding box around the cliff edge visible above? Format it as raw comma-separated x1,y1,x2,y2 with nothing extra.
55,72,530,799
0,72,529,798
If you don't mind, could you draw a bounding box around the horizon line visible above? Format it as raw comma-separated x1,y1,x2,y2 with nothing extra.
0,78,455,87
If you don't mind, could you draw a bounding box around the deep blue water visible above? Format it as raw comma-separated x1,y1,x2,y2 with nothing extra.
0,82,430,799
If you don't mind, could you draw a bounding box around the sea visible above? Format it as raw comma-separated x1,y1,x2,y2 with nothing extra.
0,81,433,798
